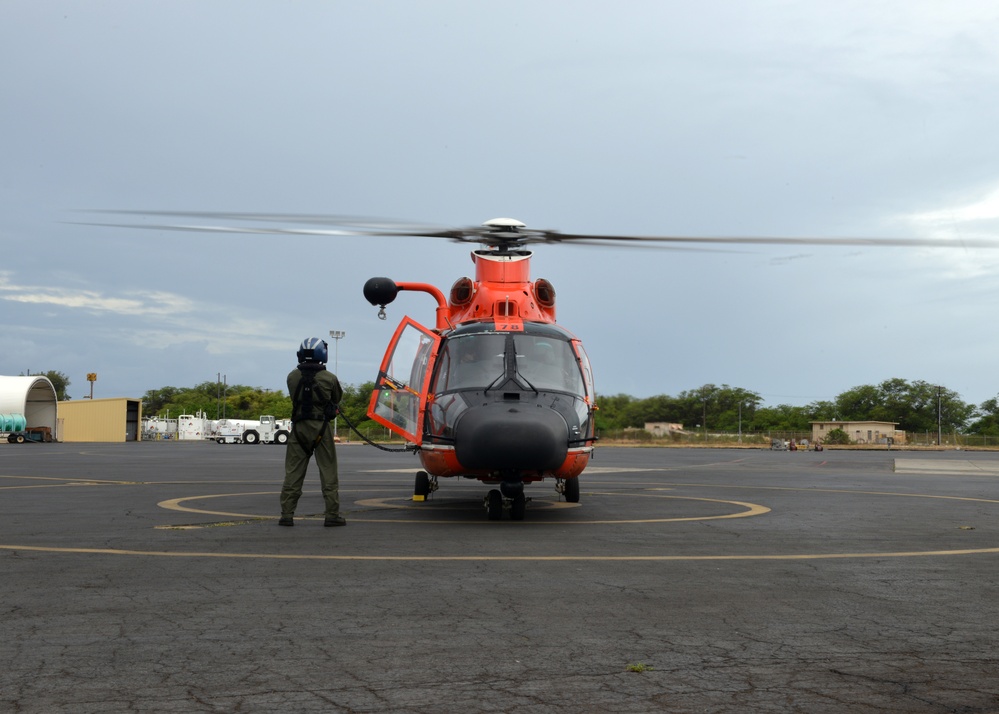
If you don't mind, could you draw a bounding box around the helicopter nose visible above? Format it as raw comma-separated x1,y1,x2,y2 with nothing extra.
454,404,568,471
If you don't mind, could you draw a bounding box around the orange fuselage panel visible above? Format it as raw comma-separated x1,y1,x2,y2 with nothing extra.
447,250,556,325
418,444,591,483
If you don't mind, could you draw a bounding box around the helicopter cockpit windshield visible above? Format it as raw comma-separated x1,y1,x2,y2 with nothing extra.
438,334,506,391
424,326,594,451
516,336,585,394
433,332,585,395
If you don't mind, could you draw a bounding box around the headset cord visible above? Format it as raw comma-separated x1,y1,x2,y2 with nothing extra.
335,408,416,453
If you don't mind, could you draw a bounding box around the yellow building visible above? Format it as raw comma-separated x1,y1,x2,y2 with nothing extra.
58,398,142,442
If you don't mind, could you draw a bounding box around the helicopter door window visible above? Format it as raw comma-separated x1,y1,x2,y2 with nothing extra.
368,317,440,444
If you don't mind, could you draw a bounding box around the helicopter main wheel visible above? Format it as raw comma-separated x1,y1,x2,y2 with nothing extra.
510,492,526,521
563,478,580,503
486,489,503,521
414,471,431,498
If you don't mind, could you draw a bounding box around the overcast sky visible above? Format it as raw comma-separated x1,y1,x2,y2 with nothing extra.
2,1,999,410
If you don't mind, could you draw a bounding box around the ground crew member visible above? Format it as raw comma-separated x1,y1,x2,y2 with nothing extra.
279,337,345,527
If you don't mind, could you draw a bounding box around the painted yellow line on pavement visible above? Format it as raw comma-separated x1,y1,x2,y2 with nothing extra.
0,475,141,488
3,543,999,561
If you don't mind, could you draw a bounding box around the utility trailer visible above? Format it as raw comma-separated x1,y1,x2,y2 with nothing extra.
1,413,50,443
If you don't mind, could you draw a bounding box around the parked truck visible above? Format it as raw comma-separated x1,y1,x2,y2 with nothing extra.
215,415,290,445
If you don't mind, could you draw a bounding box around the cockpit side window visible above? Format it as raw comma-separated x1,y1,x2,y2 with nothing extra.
571,340,594,400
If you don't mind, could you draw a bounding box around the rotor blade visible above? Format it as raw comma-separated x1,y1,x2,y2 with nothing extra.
67,221,364,238
536,238,750,254
547,231,999,249
70,210,999,250
76,209,448,231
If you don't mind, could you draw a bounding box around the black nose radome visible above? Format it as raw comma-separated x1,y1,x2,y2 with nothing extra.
454,404,568,471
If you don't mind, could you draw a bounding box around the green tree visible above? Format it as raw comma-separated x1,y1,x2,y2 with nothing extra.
824,428,851,445
834,379,972,433
710,385,762,432
967,396,999,435
597,385,762,433
621,394,682,427
337,381,377,434
808,400,838,421
141,386,188,415
751,404,813,431
22,370,71,400
593,393,639,431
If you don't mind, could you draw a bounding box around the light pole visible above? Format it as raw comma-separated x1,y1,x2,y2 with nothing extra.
937,385,943,447
329,330,346,440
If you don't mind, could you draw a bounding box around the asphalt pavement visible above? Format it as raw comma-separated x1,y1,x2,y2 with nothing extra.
3,442,999,713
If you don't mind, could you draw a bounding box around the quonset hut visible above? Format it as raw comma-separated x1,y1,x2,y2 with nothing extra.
0,375,58,437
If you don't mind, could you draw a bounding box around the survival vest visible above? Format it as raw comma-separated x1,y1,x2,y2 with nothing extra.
292,363,333,422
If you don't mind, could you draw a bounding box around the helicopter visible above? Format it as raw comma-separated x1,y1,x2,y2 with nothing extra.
74,210,999,520
360,218,597,520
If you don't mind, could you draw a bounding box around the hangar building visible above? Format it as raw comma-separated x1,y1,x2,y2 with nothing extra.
0,375,58,436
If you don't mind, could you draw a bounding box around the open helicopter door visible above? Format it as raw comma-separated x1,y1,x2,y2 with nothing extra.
366,316,441,445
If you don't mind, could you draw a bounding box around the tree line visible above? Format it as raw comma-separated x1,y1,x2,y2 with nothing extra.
140,380,381,436
27,370,999,436
595,379,996,435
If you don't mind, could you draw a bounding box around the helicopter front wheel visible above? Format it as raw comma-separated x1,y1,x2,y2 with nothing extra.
486,489,503,520
558,477,580,503
414,470,432,499
510,492,526,521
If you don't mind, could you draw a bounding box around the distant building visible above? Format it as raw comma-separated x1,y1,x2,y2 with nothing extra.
645,422,684,437
59,397,142,442
0,375,58,436
811,420,905,445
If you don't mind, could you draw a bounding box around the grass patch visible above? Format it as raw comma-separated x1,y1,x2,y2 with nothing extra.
626,662,653,673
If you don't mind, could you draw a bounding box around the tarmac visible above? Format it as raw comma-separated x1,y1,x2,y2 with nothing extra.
3,442,999,713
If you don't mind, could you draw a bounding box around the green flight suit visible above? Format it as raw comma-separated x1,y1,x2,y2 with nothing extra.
280,362,344,518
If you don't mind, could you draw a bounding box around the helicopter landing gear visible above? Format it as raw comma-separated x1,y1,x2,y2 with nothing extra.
414,470,437,500
510,492,526,521
484,482,531,521
486,489,503,520
556,477,580,503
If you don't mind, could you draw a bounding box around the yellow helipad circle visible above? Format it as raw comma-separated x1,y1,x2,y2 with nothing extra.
2,477,998,561
157,489,770,525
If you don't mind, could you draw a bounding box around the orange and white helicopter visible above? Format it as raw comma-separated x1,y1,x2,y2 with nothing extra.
77,210,999,520
361,218,597,520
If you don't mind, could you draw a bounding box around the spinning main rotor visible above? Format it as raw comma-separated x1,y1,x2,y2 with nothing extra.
73,210,999,252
